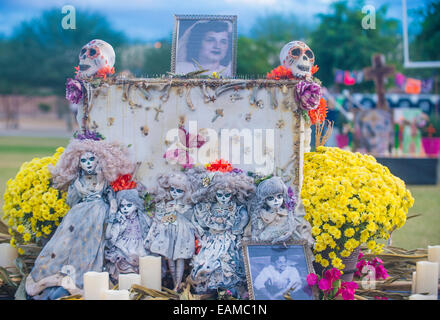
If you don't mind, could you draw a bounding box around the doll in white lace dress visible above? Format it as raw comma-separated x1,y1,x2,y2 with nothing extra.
145,171,196,291
189,168,255,296
105,188,152,284
250,177,311,244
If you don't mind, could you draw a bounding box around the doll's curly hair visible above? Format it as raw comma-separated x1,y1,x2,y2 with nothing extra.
50,139,134,191
152,171,194,205
188,167,255,205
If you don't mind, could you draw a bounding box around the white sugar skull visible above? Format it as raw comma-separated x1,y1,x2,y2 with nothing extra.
215,189,232,205
120,199,137,216
266,193,284,210
170,185,185,200
77,39,115,79
280,41,315,79
79,152,98,174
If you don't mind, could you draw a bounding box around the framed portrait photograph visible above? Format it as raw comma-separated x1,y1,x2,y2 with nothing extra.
242,241,317,300
171,14,237,77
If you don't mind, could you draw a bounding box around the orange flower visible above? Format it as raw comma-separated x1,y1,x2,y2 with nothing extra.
311,65,319,75
266,65,293,80
205,159,233,172
308,97,328,125
111,174,137,192
96,66,115,80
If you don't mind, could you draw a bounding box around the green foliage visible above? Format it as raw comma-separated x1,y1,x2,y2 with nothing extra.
309,0,400,89
0,8,126,95
237,14,311,76
412,0,440,62
143,40,172,76
38,103,51,113
422,113,440,138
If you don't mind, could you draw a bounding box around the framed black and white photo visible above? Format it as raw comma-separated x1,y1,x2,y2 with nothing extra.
171,14,237,77
242,241,316,300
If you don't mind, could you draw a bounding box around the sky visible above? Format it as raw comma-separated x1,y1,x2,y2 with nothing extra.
0,0,431,42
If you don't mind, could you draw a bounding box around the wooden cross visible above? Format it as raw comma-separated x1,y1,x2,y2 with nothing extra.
427,124,436,138
363,54,395,110
153,105,163,121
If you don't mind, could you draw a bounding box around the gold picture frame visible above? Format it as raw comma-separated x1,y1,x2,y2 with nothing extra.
242,240,317,300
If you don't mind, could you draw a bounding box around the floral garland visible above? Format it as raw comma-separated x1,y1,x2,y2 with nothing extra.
301,147,414,270
266,64,327,125
2,148,69,253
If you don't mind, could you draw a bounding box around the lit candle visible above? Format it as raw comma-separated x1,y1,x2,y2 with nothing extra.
428,245,440,279
0,243,18,269
103,289,130,300
83,271,109,300
415,261,439,297
409,294,437,300
411,272,416,294
119,273,141,291
139,256,161,291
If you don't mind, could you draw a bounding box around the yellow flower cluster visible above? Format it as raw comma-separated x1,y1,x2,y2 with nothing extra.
302,147,414,270
2,148,69,254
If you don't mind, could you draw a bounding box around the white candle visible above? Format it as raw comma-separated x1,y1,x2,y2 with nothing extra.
83,271,109,300
428,245,440,279
409,294,437,300
139,256,161,291
119,273,141,291
103,289,130,300
415,261,439,297
411,272,416,294
0,243,18,269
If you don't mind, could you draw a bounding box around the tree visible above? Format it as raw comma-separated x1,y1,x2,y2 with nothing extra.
237,14,312,76
0,9,126,95
309,0,400,90
142,39,172,76
412,0,440,62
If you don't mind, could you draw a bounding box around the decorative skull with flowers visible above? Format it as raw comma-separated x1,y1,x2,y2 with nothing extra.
76,39,115,79
280,41,315,80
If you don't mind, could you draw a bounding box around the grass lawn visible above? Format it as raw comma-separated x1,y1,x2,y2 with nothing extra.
0,136,439,250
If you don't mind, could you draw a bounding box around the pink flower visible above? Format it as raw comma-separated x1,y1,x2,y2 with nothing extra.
324,268,341,283
295,81,322,111
318,278,332,292
374,296,389,300
374,264,389,280
358,252,364,261
307,273,318,286
337,281,358,300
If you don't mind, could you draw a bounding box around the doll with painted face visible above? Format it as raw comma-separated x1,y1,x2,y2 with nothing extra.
144,171,196,291
105,188,152,284
25,138,134,299
189,169,255,295
250,177,310,244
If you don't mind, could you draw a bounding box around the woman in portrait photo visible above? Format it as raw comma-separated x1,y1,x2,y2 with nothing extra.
175,20,233,77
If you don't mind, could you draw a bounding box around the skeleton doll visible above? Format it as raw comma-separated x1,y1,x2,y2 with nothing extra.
25,138,134,299
144,171,196,291
76,39,115,79
105,189,152,284
280,41,315,80
189,169,255,296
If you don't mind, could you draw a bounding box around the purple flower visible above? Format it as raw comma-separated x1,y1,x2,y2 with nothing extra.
66,78,83,104
232,168,244,174
285,186,297,211
74,130,104,141
295,81,321,111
